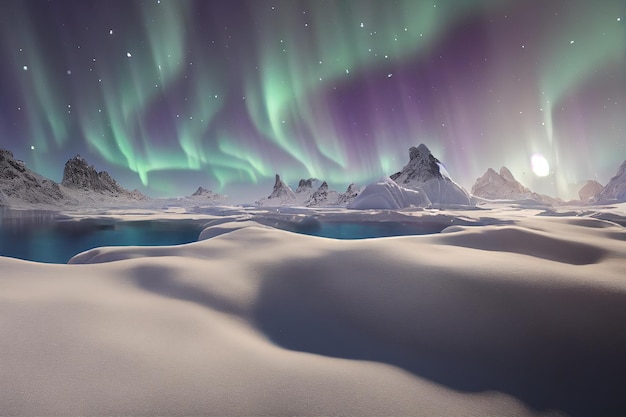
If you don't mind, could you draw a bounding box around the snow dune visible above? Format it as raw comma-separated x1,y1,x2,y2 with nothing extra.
1,211,626,416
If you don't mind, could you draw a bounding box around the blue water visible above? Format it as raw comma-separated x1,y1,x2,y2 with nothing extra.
0,210,449,264
0,210,205,264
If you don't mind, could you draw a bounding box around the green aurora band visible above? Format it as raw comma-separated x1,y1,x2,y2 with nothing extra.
1,0,623,199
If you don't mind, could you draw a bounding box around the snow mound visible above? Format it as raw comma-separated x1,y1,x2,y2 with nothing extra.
348,178,430,209
578,180,603,201
2,213,626,415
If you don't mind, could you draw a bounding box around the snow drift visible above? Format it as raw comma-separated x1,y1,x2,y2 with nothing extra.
1,208,626,416
348,178,430,209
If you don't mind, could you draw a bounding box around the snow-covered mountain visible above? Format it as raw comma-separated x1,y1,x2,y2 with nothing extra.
348,178,430,210
390,144,472,205
472,167,532,200
596,160,626,203
295,178,322,193
62,155,131,196
0,150,153,209
189,186,226,203
578,180,603,202
0,149,72,208
471,166,559,204
59,154,148,206
336,183,360,206
256,175,356,207
304,181,337,207
256,174,297,206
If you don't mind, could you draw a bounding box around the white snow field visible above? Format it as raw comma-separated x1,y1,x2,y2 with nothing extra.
1,203,626,416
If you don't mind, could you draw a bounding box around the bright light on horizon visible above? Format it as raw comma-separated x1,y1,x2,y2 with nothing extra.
531,154,550,177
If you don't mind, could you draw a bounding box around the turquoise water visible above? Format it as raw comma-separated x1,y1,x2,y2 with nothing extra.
0,210,205,264
0,210,446,264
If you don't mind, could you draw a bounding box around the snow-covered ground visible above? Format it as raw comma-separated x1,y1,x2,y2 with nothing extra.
1,202,626,416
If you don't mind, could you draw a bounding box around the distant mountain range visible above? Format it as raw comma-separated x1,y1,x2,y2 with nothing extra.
2,145,625,209
0,149,225,209
256,174,359,207
471,166,560,205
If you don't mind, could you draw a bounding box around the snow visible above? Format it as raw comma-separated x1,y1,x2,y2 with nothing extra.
1,202,626,415
348,177,431,209
578,180,603,201
471,166,559,204
597,160,626,203
390,144,472,205
256,176,361,208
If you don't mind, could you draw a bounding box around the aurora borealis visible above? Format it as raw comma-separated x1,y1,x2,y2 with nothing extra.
0,0,624,202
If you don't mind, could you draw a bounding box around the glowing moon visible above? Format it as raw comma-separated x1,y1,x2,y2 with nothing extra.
531,154,550,177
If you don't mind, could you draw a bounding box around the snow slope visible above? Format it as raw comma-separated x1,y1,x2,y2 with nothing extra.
1,206,626,415
0,149,73,208
348,177,430,209
597,160,626,203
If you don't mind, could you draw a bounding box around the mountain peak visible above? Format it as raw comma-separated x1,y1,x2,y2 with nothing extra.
1,147,68,206
191,186,211,196
389,144,471,205
189,186,225,202
499,166,516,182
391,143,443,184
62,155,128,195
269,174,296,200
296,178,320,193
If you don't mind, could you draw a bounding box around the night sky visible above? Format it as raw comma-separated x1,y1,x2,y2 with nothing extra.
0,0,624,202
